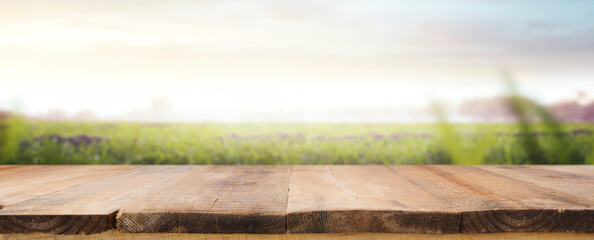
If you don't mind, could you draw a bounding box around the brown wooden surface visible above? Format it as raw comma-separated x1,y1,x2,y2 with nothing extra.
2,231,594,240
117,165,290,234
0,165,592,235
0,165,139,208
287,165,459,233
477,165,594,201
537,165,594,177
0,166,193,234
389,165,594,233
0,166,51,177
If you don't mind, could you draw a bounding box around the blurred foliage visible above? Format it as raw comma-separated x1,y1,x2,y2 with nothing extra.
0,114,26,164
417,73,586,165
432,103,491,165
1,121,591,165
503,73,573,164
1,75,592,165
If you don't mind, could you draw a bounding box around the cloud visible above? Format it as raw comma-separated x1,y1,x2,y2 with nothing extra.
1,0,594,104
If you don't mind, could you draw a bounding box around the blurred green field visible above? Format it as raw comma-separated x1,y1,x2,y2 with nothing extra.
1,119,593,165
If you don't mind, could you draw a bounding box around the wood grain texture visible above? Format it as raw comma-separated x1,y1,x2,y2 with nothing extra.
0,165,593,235
477,165,594,201
287,165,459,234
2,232,594,240
0,165,140,208
388,165,594,233
117,165,290,234
0,166,193,234
531,165,594,178
0,165,50,177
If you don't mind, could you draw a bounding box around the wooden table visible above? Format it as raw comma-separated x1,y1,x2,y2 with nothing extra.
0,165,592,240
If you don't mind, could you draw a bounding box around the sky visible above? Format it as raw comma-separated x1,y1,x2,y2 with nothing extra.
1,0,593,121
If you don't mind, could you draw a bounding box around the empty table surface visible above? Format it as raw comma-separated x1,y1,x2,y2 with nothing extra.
0,165,592,235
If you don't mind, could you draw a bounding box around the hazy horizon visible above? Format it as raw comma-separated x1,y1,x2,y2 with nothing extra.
2,0,593,122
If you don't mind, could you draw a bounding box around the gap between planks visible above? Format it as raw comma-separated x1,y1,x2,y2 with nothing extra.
0,166,195,234
0,165,593,235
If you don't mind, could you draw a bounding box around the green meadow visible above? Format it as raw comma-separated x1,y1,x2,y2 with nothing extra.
1,119,593,165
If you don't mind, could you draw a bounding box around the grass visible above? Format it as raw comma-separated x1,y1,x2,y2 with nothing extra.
0,120,593,165
1,76,592,165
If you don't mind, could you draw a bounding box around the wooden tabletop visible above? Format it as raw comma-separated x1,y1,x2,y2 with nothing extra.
0,165,592,235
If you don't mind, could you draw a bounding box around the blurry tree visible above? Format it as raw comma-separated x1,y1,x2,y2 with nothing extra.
72,109,98,121
548,101,584,122
458,96,516,122
45,109,67,121
460,94,594,123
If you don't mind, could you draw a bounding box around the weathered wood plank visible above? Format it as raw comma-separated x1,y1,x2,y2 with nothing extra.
0,165,51,177
287,165,460,234
531,165,594,178
117,165,290,234
478,165,594,200
2,231,594,240
0,165,140,208
0,165,593,235
0,166,193,235
389,165,594,233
